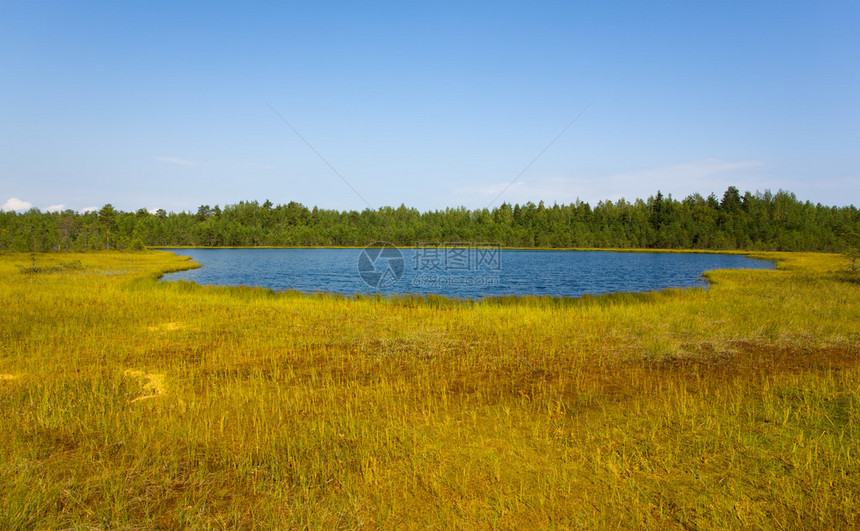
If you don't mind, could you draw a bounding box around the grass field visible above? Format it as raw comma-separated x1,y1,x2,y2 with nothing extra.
1,250,858,529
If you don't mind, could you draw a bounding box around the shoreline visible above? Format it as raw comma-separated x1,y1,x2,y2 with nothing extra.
151,248,786,304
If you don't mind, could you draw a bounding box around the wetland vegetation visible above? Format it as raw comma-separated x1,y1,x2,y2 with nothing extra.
1,250,858,528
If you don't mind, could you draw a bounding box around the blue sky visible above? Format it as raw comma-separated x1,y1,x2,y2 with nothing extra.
1,1,858,213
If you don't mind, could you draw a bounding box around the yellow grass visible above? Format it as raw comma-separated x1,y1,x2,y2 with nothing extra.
124,370,168,403
0,250,857,528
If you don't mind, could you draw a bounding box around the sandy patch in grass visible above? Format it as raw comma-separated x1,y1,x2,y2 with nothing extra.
124,369,167,402
147,322,186,332
0,373,20,381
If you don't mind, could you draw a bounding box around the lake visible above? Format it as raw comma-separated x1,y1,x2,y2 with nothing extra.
158,247,774,299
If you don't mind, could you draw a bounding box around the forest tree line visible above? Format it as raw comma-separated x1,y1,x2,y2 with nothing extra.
1,187,858,253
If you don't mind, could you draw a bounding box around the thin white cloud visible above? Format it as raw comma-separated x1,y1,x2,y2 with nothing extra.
80,206,98,213
771,175,860,208
610,159,765,184
154,156,207,167
455,158,769,207
242,162,278,171
45,204,66,212
456,182,526,202
2,197,33,212
153,156,276,170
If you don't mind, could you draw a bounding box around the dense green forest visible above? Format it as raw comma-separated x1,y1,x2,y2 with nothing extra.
1,187,858,252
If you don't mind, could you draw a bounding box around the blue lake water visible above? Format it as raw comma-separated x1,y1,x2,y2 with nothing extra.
159,247,774,300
